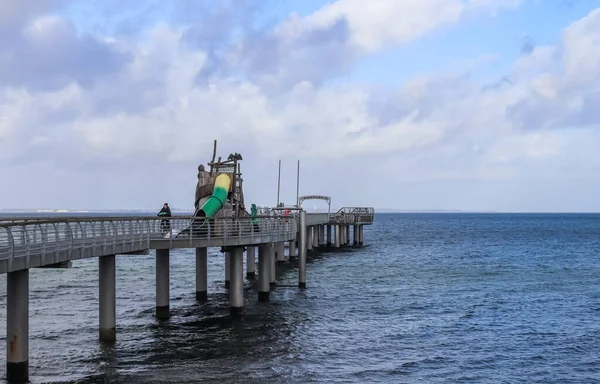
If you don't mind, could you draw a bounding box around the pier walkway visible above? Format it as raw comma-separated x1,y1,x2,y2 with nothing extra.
0,208,374,382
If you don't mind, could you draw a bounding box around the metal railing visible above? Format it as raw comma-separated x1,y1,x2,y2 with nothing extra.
0,216,298,272
330,207,375,224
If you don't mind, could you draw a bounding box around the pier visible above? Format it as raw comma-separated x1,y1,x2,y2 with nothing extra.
0,211,373,381
0,142,374,382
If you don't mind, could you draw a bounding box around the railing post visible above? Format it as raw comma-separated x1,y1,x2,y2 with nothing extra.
207,219,212,243
189,218,193,248
7,227,14,272
52,223,59,263
91,221,97,250
39,224,47,261
66,222,73,260
146,220,151,248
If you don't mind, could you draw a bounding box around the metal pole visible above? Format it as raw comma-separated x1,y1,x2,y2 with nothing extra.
296,160,300,207
277,160,281,207
299,210,307,289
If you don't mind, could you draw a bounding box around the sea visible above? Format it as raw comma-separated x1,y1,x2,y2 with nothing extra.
0,212,599,383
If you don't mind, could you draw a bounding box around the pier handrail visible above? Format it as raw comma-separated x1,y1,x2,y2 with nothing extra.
330,207,375,224
0,216,299,272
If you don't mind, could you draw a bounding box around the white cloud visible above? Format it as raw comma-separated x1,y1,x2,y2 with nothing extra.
2,3,600,210
284,0,521,52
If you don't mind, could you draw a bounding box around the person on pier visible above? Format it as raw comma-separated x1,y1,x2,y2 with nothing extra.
158,203,172,235
251,204,260,232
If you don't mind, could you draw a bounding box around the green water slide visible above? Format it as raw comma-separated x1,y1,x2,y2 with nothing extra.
176,173,231,237
196,173,231,217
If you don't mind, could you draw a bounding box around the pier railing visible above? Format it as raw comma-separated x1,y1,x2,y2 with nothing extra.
0,216,298,273
330,207,375,224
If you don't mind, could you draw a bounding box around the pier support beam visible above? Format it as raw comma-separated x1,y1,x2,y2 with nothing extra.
270,244,276,288
229,247,244,316
99,255,116,342
289,240,297,260
353,225,358,246
246,246,256,279
156,249,170,319
196,247,208,302
7,269,28,383
326,225,331,247
334,225,340,248
307,227,313,252
299,210,307,289
224,251,231,289
258,245,270,302
313,226,319,248
359,225,364,246
275,242,285,262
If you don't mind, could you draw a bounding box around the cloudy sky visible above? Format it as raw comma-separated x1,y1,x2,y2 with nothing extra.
1,0,600,212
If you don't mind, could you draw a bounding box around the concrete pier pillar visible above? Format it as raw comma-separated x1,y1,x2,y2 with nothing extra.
246,246,256,279
340,225,344,246
353,225,359,246
299,211,307,289
346,225,351,246
195,247,208,302
326,225,331,247
99,255,116,342
224,251,231,289
334,225,340,248
315,225,320,246
289,240,297,260
258,245,270,302
229,247,244,316
7,269,28,383
275,242,285,262
319,225,325,246
156,249,170,319
307,226,313,252
359,225,364,246
270,244,276,288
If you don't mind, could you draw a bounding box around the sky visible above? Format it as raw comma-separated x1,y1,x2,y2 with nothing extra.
1,0,600,212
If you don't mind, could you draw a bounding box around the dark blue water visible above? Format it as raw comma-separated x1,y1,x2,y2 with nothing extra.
0,213,599,383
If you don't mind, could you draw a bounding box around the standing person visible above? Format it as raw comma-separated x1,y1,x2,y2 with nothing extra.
158,203,172,235
251,204,260,232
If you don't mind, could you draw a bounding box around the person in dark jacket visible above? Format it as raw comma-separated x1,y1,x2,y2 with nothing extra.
158,203,172,234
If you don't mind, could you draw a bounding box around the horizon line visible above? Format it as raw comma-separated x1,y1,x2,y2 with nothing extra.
1,208,600,214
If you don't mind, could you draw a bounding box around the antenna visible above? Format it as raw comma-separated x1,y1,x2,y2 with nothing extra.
296,160,300,207
276,160,281,207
